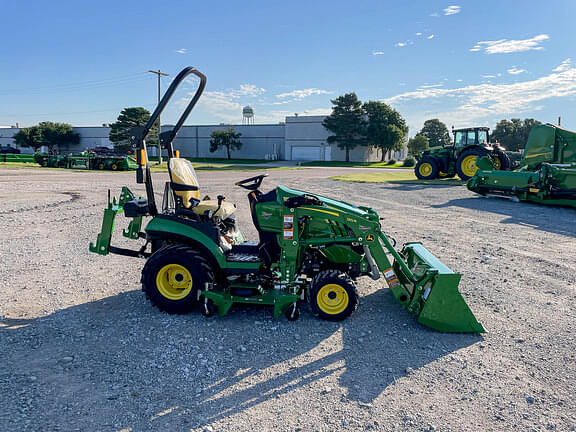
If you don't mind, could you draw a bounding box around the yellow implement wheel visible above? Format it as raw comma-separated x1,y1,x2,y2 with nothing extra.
111,163,119,171
98,162,105,170
317,283,349,315
310,270,358,321
155,264,193,300
456,148,490,180
491,156,501,170
41,159,48,167
418,162,433,178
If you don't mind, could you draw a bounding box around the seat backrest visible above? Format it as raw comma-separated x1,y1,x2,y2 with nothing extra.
168,158,200,208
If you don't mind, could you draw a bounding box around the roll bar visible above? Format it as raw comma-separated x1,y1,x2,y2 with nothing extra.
131,66,206,216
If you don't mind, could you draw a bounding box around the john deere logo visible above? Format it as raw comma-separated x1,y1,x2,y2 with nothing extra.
366,234,375,242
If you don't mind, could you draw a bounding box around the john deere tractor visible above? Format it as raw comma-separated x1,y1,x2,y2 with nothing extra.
89,67,485,333
415,127,511,181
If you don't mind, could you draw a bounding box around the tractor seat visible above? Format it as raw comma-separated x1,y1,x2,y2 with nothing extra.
193,199,236,219
169,157,236,217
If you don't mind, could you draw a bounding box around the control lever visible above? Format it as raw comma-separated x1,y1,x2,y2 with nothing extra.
214,195,225,217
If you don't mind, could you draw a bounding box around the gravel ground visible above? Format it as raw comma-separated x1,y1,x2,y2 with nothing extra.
0,167,574,432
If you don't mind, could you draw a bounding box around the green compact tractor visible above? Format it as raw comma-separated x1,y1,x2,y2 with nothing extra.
467,123,576,207
90,67,485,333
415,127,511,181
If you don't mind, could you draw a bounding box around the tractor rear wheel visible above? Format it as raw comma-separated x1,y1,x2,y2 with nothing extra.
309,270,358,321
455,147,490,180
141,244,213,314
414,157,439,180
491,150,511,171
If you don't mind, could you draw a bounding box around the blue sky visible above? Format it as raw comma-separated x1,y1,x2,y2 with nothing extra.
1,0,575,135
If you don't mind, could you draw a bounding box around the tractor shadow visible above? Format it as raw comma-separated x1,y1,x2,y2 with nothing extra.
432,196,576,237
0,289,480,430
377,182,464,192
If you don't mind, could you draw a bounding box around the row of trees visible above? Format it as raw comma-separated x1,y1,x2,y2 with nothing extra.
322,94,408,162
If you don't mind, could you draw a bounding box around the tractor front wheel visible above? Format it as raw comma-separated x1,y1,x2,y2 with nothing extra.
414,157,439,180
309,270,358,322
455,147,490,180
141,245,214,314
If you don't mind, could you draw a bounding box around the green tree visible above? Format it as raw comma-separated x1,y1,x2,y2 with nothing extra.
109,107,158,153
13,122,79,153
407,134,429,154
209,128,243,159
322,93,366,162
363,101,408,161
13,126,43,150
491,118,541,151
419,119,451,148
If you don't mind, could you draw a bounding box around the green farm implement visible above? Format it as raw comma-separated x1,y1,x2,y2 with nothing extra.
89,67,485,333
415,127,511,181
467,123,576,207
34,151,137,170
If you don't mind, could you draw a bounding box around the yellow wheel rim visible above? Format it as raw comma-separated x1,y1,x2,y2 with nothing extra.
111,163,118,170
317,284,349,315
492,156,501,170
156,264,193,300
460,155,479,177
98,163,105,170
418,162,433,177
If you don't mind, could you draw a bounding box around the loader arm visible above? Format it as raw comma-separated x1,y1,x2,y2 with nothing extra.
367,233,485,333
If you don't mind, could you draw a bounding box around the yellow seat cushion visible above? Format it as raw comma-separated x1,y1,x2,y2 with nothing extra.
191,200,236,219
169,158,199,208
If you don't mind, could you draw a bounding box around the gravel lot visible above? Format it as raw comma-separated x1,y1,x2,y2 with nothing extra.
0,167,574,432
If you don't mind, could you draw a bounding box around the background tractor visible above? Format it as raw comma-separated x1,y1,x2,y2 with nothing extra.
415,127,511,181
89,66,485,333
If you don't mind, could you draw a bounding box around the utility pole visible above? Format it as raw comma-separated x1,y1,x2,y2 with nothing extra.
148,69,169,164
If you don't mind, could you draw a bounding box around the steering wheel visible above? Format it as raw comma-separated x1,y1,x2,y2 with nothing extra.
235,174,268,190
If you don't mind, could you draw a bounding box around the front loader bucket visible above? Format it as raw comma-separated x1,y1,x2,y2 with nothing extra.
390,242,485,333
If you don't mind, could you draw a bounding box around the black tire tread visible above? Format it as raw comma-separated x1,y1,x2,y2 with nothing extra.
309,269,358,322
141,244,214,314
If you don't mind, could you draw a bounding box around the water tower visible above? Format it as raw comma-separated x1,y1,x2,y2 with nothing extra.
242,105,254,125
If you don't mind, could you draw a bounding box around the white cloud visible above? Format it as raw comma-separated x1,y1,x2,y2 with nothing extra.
430,12,440,17
470,34,549,54
238,84,265,96
416,32,422,36
553,58,572,72
482,74,496,79
443,5,461,15
395,42,406,47
419,84,444,89
178,84,266,122
385,63,576,123
276,88,331,99
427,34,435,39
372,50,385,56
507,67,526,75
176,48,187,54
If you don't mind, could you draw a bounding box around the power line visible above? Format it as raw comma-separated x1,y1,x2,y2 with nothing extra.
0,103,157,118
0,72,152,96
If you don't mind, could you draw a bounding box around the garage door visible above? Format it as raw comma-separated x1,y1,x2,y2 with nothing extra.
291,146,322,161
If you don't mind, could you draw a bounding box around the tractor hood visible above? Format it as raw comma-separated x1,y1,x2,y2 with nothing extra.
275,185,376,219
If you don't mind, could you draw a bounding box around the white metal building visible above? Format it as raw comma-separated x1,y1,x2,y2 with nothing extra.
0,116,404,161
